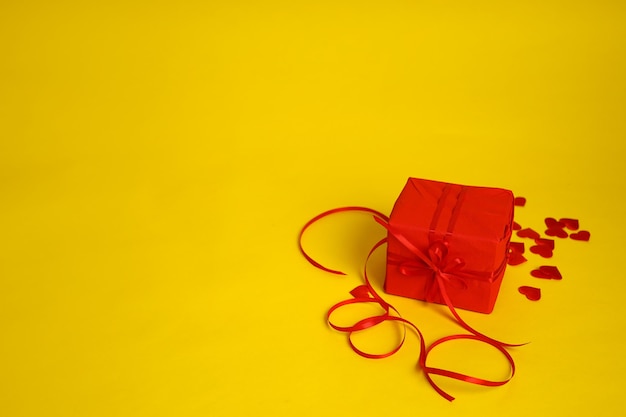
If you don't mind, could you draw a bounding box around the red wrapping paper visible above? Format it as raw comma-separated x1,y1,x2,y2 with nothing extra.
384,178,514,314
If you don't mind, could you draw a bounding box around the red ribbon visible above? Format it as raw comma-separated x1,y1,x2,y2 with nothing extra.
298,206,389,275
299,207,522,401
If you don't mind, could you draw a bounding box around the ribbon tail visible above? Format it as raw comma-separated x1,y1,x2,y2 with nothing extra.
435,274,526,347
423,273,441,303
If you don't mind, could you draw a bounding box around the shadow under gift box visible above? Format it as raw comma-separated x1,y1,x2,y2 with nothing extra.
384,178,514,314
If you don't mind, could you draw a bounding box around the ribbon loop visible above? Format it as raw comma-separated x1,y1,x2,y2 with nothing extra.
422,334,516,401
428,240,448,267
298,206,389,275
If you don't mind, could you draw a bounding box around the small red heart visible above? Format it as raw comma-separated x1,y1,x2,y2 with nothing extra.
530,244,553,258
531,266,562,280
545,227,568,238
534,238,555,249
570,230,591,241
509,241,525,254
545,217,564,229
518,286,541,301
507,251,527,266
559,218,579,231
517,228,541,239
512,221,522,231
544,217,568,238
514,197,526,207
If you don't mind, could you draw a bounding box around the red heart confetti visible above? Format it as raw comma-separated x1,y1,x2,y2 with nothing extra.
545,227,568,238
545,217,568,238
510,241,525,254
559,218,579,231
530,245,553,258
517,228,541,239
507,196,589,305
545,217,564,229
518,286,541,301
508,251,527,266
545,217,567,238
508,241,527,265
570,230,591,241
531,266,562,280
534,238,555,250
530,236,555,257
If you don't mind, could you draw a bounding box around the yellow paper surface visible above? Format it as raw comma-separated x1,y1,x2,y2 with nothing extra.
1,2,625,416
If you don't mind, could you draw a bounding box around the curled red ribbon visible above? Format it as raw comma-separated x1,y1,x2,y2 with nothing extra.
298,206,389,275
299,207,521,401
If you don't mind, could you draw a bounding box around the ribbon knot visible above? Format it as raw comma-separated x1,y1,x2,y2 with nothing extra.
391,238,469,302
428,240,448,267
424,241,469,302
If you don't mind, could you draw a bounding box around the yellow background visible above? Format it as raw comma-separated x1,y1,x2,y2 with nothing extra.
1,1,625,416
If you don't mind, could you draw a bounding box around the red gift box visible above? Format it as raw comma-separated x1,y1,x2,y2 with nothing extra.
382,178,514,314
299,177,522,400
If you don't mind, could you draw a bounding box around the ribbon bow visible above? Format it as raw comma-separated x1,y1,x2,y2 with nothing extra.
390,239,469,303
